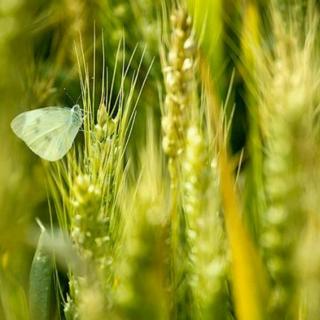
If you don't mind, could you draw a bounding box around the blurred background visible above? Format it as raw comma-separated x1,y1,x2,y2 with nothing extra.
1,1,320,319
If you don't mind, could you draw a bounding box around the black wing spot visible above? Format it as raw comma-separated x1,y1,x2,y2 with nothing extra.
44,135,52,142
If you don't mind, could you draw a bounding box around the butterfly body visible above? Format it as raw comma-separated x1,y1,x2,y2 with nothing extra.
11,105,83,161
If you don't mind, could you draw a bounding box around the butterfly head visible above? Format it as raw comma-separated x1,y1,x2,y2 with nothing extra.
71,104,83,126
72,104,81,114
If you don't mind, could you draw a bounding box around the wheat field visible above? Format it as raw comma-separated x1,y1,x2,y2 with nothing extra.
0,0,320,319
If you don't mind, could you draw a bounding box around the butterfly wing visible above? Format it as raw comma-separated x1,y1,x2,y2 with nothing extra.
28,124,80,161
11,107,82,161
11,107,71,140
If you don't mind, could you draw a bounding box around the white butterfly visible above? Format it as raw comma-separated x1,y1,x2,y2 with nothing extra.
11,104,83,161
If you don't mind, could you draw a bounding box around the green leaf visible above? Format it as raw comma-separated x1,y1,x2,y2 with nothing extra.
29,222,54,320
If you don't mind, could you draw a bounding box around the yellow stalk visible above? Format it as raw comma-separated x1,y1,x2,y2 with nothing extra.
201,59,269,320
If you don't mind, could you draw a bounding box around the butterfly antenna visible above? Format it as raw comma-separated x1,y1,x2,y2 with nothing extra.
64,88,76,105
75,93,82,104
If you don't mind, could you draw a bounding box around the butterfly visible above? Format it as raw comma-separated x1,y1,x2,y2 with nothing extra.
11,105,83,161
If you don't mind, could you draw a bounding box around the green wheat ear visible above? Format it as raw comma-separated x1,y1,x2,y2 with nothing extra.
160,6,198,318
161,7,195,159
255,2,320,318
112,113,170,319
47,38,151,319
182,123,230,319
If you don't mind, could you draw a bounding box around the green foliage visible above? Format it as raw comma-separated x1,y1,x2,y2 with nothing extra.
1,0,320,319
29,223,54,320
